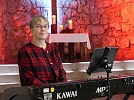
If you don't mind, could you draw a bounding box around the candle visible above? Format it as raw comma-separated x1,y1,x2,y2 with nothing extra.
59,24,63,32
52,15,56,24
69,20,73,29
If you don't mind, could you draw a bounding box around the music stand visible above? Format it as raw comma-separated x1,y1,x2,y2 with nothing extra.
86,46,118,100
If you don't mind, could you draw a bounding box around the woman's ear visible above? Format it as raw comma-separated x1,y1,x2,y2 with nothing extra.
31,28,34,33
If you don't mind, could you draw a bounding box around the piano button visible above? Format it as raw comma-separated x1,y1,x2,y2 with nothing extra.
78,84,82,89
132,80,134,84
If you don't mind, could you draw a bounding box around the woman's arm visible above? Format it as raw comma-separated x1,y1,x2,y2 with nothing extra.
17,49,45,86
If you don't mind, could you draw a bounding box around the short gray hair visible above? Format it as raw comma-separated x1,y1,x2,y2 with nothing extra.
29,15,49,29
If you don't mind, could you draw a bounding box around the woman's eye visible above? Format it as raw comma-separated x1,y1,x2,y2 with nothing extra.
37,25,41,28
35,25,48,29
43,25,47,28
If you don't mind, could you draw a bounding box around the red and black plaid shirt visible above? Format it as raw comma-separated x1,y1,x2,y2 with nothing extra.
17,42,67,86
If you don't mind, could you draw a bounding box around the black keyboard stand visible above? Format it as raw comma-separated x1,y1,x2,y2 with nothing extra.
106,95,112,100
123,93,131,100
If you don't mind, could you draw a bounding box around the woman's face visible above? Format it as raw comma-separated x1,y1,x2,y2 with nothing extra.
32,18,49,41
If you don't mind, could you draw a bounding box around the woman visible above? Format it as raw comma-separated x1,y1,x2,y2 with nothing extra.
17,15,67,86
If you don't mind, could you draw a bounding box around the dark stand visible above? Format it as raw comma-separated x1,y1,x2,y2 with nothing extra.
103,59,113,100
88,58,113,100
86,47,118,100
123,93,131,100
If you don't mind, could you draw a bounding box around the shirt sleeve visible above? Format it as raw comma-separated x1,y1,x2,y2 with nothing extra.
54,45,67,82
17,49,45,86
58,56,68,82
